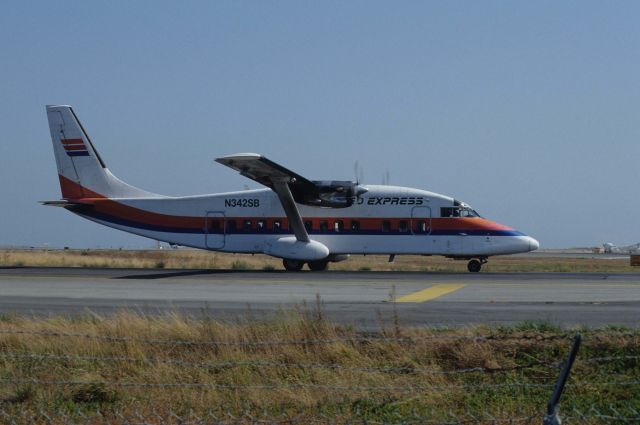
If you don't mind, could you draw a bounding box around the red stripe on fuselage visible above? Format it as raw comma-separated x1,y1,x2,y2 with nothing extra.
58,175,205,230
57,175,513,233
58,175,85,199
209,217,512,232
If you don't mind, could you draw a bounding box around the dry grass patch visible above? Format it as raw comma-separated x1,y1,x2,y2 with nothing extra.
0,312,636,423
1,248,636,272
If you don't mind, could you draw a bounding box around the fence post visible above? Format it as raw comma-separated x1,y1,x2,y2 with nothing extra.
543,333,581,425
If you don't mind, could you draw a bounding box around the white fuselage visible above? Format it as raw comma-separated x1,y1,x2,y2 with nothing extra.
75,185,538,258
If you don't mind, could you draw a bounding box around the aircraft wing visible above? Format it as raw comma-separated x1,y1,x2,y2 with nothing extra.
216,153,368,243
215,153,312,242
215,153,316,191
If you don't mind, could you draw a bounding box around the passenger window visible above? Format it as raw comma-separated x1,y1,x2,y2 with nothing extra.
305,221,313,231
257,220,265,231
320,221,328,232
415,220,427,234
243,220,252,230
209,219,221,232
334,220,344,232
273,220,282,231
399,220,408,232
382,220,391,232
226,220,237,232
350,220,360,231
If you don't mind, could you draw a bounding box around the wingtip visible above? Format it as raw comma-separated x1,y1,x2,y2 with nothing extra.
216,153,262,160
45,104,73,110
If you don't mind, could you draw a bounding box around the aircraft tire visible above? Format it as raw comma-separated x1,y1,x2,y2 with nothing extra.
283,259,304,271
308,260,329,271
467,259,482,273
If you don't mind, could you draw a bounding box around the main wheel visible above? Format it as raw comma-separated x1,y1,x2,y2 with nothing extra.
308,260,329,271
467,259,482,273
283,259,304,271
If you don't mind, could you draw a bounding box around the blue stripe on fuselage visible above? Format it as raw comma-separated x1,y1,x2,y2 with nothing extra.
78,210,526,237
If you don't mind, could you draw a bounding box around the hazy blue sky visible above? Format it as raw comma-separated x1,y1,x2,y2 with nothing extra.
1,1,638,249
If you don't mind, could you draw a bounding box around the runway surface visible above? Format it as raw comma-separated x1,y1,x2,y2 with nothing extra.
0,267,639,329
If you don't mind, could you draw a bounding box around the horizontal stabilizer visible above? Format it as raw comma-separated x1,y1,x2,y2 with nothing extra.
40,200,88,207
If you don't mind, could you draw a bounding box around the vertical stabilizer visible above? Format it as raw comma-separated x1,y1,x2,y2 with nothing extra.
46,105,157,199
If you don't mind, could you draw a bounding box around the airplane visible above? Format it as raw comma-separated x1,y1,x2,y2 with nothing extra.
43,105,539,273
603,243,640,255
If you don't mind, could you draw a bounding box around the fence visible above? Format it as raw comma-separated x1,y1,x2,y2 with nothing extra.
0,329,638,424
1,406,639,424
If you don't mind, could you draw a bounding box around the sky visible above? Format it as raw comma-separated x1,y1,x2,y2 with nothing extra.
1,1,639,249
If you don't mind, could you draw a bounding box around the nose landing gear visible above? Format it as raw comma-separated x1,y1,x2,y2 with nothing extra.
467,257,488,273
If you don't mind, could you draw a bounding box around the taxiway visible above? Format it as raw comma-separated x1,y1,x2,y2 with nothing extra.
0,267,638,328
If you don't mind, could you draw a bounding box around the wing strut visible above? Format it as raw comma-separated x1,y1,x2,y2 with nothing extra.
215,154,313,243
272,180,310,243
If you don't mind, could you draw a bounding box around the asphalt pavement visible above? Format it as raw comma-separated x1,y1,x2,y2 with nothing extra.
0,267,638,329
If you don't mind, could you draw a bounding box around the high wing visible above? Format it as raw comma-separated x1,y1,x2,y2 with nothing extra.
215,153,368,242
215,153,316,192
215,153,312,242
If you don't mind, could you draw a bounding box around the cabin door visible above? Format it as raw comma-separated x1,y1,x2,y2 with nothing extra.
205,211,225,249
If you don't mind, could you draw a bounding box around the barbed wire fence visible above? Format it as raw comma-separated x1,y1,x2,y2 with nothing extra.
0,404,638,424
0,329,638,424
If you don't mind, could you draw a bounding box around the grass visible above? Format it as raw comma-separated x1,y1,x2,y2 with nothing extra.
0,248,637,273
0,312,637,423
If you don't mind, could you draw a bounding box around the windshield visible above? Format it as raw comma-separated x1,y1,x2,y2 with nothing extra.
459,207,481,217
441,201,482,218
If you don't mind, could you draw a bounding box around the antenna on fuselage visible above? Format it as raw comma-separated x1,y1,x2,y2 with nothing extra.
354,160,364,185
382,168,391,185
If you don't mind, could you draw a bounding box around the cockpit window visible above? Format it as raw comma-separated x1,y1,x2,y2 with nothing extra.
441,206,481,218
460,208,481,217
441,207,459,217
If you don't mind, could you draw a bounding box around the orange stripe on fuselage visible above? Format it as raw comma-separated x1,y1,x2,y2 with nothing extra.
57,175,513,233
58,175,205,231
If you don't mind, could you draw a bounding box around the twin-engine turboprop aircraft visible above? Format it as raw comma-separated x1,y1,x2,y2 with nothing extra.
43,105,539,272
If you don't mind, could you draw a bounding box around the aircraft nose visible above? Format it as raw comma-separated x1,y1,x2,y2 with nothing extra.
528,237,539,251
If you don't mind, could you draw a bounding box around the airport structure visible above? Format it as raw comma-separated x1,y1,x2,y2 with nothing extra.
43,105,539,272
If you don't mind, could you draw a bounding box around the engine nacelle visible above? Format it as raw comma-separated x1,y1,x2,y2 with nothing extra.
263,237,330,261
291,181,368,208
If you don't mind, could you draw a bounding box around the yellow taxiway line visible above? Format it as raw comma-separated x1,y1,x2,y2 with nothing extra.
396,284,466,303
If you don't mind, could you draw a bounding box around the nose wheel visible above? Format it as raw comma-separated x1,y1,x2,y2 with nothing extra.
467,258,487,273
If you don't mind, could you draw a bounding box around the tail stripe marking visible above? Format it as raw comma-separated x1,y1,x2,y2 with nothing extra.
61,138,89,157
61,138,84,145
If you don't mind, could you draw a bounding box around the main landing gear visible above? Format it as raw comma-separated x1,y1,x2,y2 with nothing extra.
282,259,330,271
467,257,488,273
308,260,329,271
282,259,304,271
